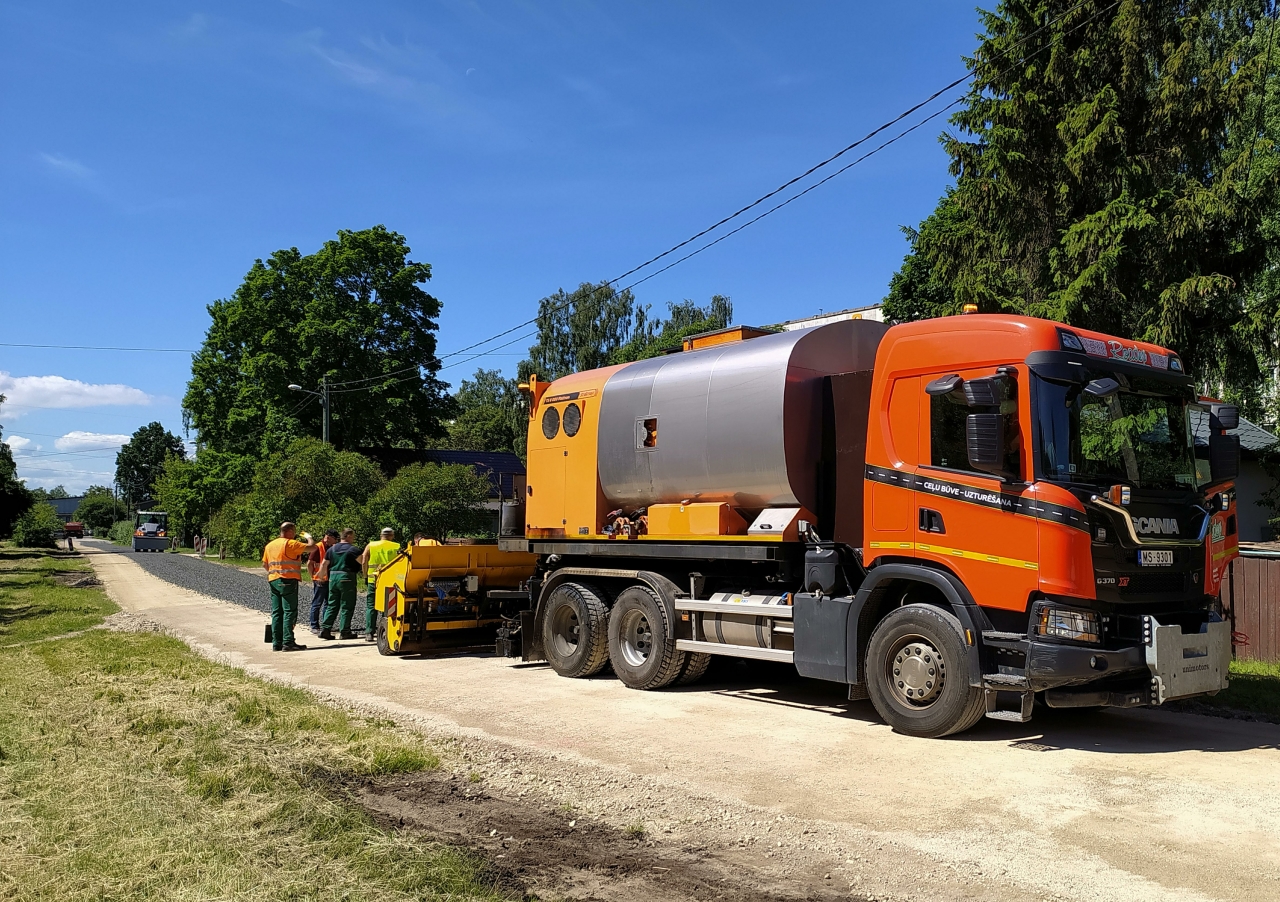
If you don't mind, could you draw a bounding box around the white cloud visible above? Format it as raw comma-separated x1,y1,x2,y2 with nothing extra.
5,435,35,451
54,431,131,452
0,371,153,413
39,152,93,180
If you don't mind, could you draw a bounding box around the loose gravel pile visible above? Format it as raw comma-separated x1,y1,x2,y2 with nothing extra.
87,542,367,631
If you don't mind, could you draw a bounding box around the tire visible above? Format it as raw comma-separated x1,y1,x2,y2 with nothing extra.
541,581,610,678
865,603,985,738
375,615,397,656
675,651,713,686
608,585,686,690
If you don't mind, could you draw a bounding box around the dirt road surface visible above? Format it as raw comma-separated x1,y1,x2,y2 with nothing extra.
82,542,1280,902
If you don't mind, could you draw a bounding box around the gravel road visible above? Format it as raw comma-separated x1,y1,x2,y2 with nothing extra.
83,540,1280,902
91,543,367,631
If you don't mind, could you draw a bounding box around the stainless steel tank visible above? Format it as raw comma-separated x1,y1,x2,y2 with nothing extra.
596,319,888,512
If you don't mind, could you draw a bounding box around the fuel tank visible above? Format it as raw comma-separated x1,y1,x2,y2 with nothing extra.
596,319,888,512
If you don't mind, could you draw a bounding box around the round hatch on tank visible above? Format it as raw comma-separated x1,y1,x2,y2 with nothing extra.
541,405,561,439
563,402,582,437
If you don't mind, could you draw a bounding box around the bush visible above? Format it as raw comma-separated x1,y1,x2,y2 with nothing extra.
365,462,492,540
12,503,61,548
108,520,135,546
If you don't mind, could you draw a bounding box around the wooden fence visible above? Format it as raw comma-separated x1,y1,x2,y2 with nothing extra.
1219,553,1280,663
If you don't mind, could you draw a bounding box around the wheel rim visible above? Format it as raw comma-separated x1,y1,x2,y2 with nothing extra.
549,603,581,658
618,608,653,667
886,633,945,708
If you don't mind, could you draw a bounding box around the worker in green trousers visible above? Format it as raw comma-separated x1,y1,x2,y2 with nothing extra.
360,527,401,642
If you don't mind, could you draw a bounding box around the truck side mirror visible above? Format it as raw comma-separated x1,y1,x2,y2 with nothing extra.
962,376,999,406
1210,404,1239,431
966,413,1007,475
1209,433,1240,482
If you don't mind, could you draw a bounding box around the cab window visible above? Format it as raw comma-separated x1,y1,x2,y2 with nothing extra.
928,374,1021,478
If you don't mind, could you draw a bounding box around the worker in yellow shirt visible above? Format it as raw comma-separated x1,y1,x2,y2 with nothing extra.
261,521,317,651
360,527,402,642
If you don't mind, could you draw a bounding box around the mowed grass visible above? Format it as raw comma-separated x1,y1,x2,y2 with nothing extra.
1192,658,1280,721
0,545,116,644
0,546,504,901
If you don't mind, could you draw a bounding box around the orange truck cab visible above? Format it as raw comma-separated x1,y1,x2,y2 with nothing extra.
491,314,1239,737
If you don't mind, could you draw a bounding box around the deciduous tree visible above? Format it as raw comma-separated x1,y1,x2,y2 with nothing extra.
183,226,453,455
115,422,185,510
0,395,33,538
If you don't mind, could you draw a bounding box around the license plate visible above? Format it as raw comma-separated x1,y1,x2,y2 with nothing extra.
1139,550,1173,566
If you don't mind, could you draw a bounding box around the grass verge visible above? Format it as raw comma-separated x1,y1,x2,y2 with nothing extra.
0,544,115,644
1185,658,1280,721
0,546,503,901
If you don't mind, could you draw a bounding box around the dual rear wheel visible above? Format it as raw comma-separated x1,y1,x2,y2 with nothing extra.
541,581,710,689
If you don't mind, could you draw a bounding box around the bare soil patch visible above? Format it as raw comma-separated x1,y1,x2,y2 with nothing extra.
347,771,863,902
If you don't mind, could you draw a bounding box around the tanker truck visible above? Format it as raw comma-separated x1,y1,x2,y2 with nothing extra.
375,313,1241,737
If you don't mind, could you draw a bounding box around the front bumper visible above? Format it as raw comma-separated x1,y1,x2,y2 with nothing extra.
1023,616,1230,707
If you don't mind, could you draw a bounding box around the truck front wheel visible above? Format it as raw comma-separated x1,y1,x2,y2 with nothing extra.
541,581,610,678
866,604,985,738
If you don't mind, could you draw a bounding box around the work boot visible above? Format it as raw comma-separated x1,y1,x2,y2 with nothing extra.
282,643,307,652
318,629,334,640
364,633,376,643
339,630,357,640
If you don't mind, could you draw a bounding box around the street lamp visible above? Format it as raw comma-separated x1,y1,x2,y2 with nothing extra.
289,377,330,444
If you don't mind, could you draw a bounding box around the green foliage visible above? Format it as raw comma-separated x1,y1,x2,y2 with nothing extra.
883,0,1280,392
203,438,386,558
365,462,493,541
611,296,734,363
444,369,526,456
115,422,185,509
519,281,656,381
74,487,127,531
44,485,70,500
183,225,453,456
108,520,135,546
153,450,255,538
0,395,33,539
12,503,62,548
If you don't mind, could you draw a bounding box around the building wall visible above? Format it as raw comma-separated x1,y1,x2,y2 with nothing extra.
1236,459,1277,542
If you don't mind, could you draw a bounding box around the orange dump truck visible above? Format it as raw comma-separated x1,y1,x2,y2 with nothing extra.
376,313,1241,737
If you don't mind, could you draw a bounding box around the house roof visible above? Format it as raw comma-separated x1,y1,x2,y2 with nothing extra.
48,496,85,517
1191,411,1278,453
419,450,525,499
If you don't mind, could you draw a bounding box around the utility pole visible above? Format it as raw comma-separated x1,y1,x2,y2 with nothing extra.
321,375,330,445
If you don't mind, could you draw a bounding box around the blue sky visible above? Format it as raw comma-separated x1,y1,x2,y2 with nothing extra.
1,1,980,492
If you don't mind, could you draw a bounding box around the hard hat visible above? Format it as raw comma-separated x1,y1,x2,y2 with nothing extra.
381,527,395,535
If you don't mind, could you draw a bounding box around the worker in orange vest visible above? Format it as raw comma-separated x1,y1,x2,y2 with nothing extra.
261,521,317,651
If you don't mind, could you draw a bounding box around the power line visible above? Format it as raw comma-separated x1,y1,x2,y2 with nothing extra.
432,0,1116,367
15,446,125,459
0,342,195,353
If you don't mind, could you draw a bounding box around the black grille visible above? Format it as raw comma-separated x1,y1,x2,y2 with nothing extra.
1119,572,1185,595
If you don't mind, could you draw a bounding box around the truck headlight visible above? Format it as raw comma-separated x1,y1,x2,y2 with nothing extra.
1036,604,1100,643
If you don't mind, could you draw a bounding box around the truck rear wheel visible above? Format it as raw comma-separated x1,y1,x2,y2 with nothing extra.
608,585,686,690
866,603,985,738
675,651,713,686
542,581,610,678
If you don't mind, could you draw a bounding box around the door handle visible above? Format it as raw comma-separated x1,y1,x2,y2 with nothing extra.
918,508,946,534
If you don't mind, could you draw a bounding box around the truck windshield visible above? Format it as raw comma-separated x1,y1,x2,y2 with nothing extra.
1033,372,1197,490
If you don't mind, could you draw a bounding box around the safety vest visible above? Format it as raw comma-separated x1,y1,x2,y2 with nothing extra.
263,537,305,582
311,543,327,582
366,539,400,575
